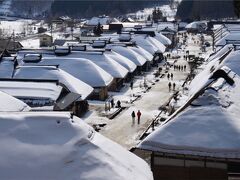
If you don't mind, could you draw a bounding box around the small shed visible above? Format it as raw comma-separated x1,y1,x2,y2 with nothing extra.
39,34,53,47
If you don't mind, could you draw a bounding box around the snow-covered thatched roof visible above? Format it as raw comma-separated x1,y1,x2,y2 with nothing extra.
69,51,128,79
131,35,166,54
138,48,240,159
129,46,153,62
106,44,146,66
215,32,240,46
22,57,114,88
13,66,94,100
0,112,153,180
0,80,63,101
0,91,30,112
139,71,240,159
105,51,137,73
155,32,172,46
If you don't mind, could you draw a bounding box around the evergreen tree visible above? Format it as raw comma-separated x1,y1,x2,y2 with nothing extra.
93,22,103,36
234,0,240,18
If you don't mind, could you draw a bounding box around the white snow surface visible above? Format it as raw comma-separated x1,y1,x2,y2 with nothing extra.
131,35,165,54
105,51,137,73
215,32,240,46
0,81,62,100
106,44,147,66
139,72,240,159
155,32,172,45
0,112,153,180
18,55,114,87
13,66,94,100
68,51,128,79
0,90,30,112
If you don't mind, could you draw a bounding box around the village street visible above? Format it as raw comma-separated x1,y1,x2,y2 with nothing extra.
83,33,206,150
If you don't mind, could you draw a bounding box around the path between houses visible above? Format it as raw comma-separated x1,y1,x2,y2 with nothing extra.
100,59,190,150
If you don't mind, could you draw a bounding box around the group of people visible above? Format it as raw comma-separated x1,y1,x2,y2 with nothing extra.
167,73,174,80
110,99,121,109
131,110,142,125
168,82,176,92
173,64,187,71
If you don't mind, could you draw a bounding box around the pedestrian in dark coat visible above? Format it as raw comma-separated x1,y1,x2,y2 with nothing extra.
111,99,114,108
167,73,170,80
130,81,133,90
131,111,136,125
173,82,176,91
117,100,121,108
170,73,173,80
168,82,172,91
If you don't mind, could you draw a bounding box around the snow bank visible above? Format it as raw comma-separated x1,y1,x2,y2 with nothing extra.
0,112,153,180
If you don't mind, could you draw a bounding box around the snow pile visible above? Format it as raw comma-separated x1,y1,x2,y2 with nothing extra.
0,90,30,112
0,112,153,180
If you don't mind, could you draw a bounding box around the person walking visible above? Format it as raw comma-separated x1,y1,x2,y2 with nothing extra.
173,82,176,91
170,73,173,80
131,111,136,125
117,100,121,108
130,81,133,90
168,82,172,92
110,98,114,108
167,73,170,80
137,110,142,124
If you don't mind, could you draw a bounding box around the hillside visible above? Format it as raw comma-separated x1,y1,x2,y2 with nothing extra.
176,0,236,21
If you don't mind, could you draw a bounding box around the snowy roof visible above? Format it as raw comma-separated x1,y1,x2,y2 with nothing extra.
154,32,172,45
0,80,63,101
207,44,233,62
0,90,30,112
129,46,153,61
0,57,15,78
0,112,153,180
131,35,165,54
215,32,240,46
13,66,94,100
106,44,146,66
138,71,240,159
87,16,117,26
105,51,137,73
69,51,128,78
185,21,207,29
22,56,113,88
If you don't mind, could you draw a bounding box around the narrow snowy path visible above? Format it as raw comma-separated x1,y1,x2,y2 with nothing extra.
100,59,189,149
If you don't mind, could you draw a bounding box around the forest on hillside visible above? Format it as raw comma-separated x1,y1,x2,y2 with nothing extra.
176,0,236,21
50,0,168,17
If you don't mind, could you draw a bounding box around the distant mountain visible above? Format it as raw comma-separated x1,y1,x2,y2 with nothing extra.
0,0,170,18
50,0,169,18
176,0,236,21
